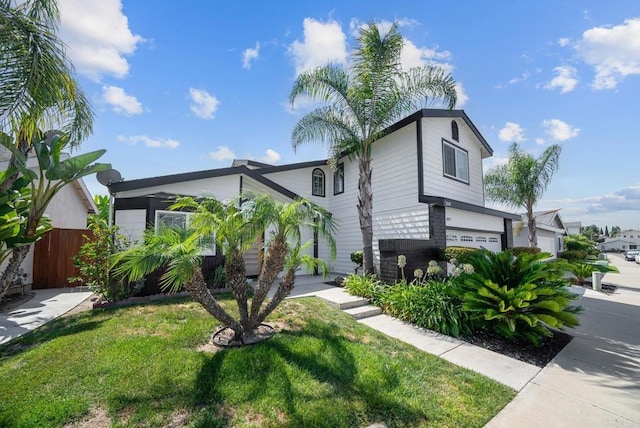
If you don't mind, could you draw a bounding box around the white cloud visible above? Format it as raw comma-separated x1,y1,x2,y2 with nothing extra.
454,82,468,108
558,37,571,47
209,146,235,161
58,0,143,80
102,85,142,115
542,119,580,141
118,135,180,149
545,66,578,94
242,42,260,69
546,184,640,214
495,71,532,89
289,18,347,75
189,88,220,119
498,122,526,143
574,17,640,89
535,138,545,145
483,155,509,172
400,38,453,73
259,149,281,163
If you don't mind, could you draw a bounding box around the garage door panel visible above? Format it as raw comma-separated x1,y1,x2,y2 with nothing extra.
446,230,502,252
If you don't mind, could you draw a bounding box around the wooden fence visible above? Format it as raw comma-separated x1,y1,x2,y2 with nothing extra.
33,228,93,289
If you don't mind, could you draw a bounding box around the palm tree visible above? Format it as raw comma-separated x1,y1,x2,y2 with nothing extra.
484,143,562,247
115,194,336,345
0,0,94,191
289,22,457,274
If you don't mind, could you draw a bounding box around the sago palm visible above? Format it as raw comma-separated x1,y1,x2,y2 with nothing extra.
454,250,582,346
289,22,457,274
484,143,561,247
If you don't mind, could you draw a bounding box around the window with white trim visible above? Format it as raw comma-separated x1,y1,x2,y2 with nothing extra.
334,163,344,195
460,235,473,242
155,210,217,255
442,140,469,183
312,168,325,197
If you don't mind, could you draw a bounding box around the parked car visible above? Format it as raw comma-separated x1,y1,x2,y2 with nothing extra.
624,250,639,261
635,253,640,264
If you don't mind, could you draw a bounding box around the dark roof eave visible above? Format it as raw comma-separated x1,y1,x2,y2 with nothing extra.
419,195,520,220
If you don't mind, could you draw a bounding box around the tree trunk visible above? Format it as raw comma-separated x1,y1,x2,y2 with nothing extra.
182,269,242,335
254,266,296,326
248,237,287,325
0,245,31,302
224,249,249,341
527,207,538,247
357,154,374,275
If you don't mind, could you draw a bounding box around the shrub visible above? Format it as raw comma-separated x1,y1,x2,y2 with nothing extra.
70,225,136,302
452,250,582,346
558,250,588,261
379,279,471,337
443,246,481,264
342,274,385,302
564,234,595,252
350,250,363,272
568,261,619,285
511,247,541,256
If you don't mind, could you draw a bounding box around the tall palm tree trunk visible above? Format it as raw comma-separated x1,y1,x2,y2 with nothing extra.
357,154,374,274
249,237,287,326
182,269,242,334
0,245,30,301
527,206,538,247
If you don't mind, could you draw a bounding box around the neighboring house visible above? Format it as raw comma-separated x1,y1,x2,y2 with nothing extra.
0,153,96,290
512,209,567,257
107,109,519,282
597,229,640,251
564,221,582,236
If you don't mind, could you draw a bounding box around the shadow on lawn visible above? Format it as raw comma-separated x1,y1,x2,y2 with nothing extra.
0,314,103,359
193,319,427,427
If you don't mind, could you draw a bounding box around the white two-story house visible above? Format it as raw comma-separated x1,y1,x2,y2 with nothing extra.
107,109,518,283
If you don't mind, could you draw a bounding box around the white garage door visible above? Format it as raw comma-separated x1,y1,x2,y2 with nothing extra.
446,230,503,252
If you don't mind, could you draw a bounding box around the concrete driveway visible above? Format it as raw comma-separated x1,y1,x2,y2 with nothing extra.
0,288,93,345
488,254,640,427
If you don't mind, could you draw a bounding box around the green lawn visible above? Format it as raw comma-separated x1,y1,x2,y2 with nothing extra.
0,295,514,427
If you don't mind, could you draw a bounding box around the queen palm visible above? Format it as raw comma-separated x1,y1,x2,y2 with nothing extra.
1,0,93,187
115,194,336,345
289,22,457,274
484,143,562,247
0,0,95,298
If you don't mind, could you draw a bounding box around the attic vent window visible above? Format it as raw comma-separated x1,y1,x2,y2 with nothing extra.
451,120,459,142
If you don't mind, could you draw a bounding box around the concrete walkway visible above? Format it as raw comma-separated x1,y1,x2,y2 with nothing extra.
0,288,93,345
487,254,640,427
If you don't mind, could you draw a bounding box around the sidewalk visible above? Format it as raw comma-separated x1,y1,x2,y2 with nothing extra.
487,255,640,427
0,288,93,345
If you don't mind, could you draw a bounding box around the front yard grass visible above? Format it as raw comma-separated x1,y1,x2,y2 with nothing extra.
0,295,514,427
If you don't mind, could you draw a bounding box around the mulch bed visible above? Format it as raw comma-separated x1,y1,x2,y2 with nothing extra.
462,329,573,367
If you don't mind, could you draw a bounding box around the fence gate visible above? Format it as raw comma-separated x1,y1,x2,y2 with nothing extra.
33,228,93,289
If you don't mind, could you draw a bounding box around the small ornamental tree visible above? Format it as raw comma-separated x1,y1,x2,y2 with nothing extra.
114,194,336,345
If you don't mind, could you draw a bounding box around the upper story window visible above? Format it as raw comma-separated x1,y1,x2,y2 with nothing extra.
312,168,325,197
451,120,459,142
334,163,344,195
442,140,469,184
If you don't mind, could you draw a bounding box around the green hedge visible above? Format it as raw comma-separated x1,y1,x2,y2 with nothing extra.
511,247,541,256
442,246,481,263
558,250,588,261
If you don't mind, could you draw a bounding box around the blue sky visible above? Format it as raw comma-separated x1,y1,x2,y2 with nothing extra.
56,0,640,229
